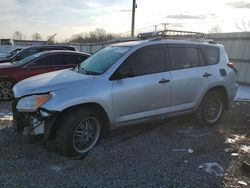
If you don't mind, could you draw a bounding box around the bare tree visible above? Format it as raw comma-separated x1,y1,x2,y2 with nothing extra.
32,33,42,40
235,19,250,32
69,28,119,43
13,31,24,40
208,25,223,33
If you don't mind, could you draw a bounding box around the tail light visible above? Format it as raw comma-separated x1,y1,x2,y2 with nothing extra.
227,62,237,73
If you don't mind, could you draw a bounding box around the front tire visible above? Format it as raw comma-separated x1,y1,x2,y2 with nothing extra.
195,91,224,126
55,108,103,159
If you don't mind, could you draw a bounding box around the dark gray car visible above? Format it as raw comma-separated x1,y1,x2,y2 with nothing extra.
0,45,77,63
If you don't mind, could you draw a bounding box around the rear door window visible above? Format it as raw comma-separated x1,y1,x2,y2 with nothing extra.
200,46,220,65
198,49,206,66
169,47,200,70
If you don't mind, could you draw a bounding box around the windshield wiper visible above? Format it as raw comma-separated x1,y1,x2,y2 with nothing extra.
78,67,90,75
78,67,100,75
72,65,79,72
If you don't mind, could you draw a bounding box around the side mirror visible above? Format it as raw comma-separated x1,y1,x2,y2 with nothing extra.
118,66,136,78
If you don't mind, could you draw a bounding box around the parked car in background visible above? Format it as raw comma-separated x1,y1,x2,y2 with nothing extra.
0,48,23,59
0,50,90,100
12,31,238,159
0,45,77,63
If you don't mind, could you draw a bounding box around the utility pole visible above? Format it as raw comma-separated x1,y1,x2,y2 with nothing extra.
131,0,137,37
154,25,157,32
162,23,169,31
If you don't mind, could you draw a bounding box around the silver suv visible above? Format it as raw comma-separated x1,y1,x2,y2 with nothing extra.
12,34,238,158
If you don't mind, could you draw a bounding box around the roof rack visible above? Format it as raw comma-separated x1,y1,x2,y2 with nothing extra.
137,29,205,40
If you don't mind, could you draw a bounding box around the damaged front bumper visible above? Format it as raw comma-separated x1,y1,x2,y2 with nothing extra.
12,100,57,140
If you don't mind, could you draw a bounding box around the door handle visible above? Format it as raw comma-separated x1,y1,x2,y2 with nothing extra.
202,73,212,78
158,79,170,84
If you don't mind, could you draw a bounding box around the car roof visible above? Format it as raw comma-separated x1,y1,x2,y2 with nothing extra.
35,50,90,56
111,39,222,48
22,45,77,50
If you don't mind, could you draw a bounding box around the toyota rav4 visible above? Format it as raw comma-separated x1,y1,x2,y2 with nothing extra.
12,35,238,158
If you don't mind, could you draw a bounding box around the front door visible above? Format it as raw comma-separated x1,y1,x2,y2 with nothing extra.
112,45,171,125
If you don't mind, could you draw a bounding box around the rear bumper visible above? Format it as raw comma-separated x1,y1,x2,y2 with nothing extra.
228,82,238,102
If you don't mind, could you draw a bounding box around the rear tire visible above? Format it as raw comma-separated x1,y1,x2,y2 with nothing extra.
55,108,103,159
0,79,15,101
195,91,224,126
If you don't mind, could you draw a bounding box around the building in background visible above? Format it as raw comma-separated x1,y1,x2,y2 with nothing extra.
0,39,14,45
13,39,46,46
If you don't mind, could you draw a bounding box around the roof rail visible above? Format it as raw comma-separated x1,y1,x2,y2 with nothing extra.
137,30,205,40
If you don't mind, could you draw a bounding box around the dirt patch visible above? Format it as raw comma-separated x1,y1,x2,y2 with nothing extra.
219,101,250,187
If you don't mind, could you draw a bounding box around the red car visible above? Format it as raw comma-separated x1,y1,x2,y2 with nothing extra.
0,50,90,100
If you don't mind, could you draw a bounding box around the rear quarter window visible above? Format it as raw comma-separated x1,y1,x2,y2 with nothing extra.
201,46,220,65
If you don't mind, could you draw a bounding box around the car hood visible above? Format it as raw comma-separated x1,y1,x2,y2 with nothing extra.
0,53,8,59
13,69,95,98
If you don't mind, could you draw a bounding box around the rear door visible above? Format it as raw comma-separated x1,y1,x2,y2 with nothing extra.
169,44,214,112
111,45,172,125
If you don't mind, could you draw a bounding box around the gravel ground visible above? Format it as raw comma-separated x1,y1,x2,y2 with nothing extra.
0,101,249,188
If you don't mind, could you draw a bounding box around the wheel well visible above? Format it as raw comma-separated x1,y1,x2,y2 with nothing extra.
206,86,229,110
48,103,110,139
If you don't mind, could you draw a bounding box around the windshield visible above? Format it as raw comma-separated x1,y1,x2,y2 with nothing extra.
15,53,41,66
6,49,21,58
9,49,22,55
79,46,131,75
5,54,13,58
7,48,25,60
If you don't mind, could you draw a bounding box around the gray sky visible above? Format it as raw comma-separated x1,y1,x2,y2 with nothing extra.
0,0,250,41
